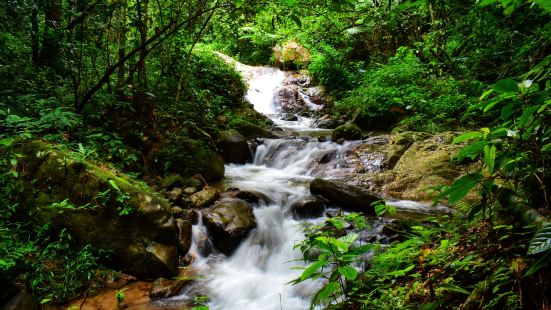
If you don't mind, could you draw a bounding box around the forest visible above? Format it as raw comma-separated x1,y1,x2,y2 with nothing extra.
0,0,550,309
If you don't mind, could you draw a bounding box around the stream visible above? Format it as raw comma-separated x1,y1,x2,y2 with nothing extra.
167,64,445,310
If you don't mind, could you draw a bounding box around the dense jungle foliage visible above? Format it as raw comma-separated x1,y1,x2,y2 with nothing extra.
0,0,550,309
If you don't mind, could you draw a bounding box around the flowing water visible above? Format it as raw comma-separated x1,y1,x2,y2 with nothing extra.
171,63,447,310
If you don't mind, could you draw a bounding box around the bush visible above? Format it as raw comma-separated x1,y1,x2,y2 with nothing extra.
335,47,477,132
308,44,354,94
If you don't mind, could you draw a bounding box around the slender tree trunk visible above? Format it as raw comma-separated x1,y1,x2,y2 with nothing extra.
117,0,127,88
136,0,148,89
31,2,40,65
41,0,63,70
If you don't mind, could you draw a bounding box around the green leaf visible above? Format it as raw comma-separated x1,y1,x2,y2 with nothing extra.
438,283,470,294
338,233,359,245
493,79,519,93
453,131,483,144
536,0,551,13
528,223,551,255
10,158,17,166
317,281,340,300
484,144,496,174
444,174,481,205
108,179,121,192
337,266,358,280
300,259,327,281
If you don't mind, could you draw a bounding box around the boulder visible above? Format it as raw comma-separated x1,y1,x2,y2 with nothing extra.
202,199,257,255
15,141,178,279
167,188,183,202
310,178,379,213
291,198,326,219
316,115,337,129
175,218,192,255
273,85,307,113
216,129,251,164
280,113,299,121
149,277,189,298
273,40,311,69
332,124,362,141
189,188,220,209
225,188,270,205
148,135,224,182
159,174,186,190
3,292,38,310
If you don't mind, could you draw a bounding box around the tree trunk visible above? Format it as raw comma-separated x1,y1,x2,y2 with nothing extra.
136,0,148,89
117,0,127,88
41,0,63,70
31,2,40,65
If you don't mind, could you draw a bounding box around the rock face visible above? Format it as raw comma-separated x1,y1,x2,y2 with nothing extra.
175,218,192,255
349,131,475,201
310,178,379,213
16,141,178,279
332,124,362,141
216,129,251,164
189,188,220,209
149,277,188,298
148,135,225,182
202,199,257,255
290,197,326,219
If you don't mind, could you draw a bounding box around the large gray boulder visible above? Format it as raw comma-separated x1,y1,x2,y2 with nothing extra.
216,129,251,164
16,141,179,279
202,199,257,255
310,178,379,213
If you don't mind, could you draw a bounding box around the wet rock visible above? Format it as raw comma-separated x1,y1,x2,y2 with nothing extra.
149,277,188,298
319,151,336,164
336,138,345,145
160,174,186,190
16,141,178,279
274,85,306,113
182,209,199,225
202,198,257,255
171,206,183,216
216,129,251,164
316,116,337,129
281,113,299,121
167,188,183,202
175,218,192,255
332,124,362,141
189,188,220,209
4,292,38,310
226,188,270,205
310,178,379,213
183,187,198,195
291,198,326,219
318,136,327,142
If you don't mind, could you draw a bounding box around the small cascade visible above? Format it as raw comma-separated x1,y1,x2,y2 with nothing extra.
174,57,447,310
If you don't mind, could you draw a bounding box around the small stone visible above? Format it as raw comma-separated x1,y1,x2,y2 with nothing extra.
167,188,182,202
183,187,198,195
149,277,188,298
171,206,183,215
176,218,192,255
189,188,220,209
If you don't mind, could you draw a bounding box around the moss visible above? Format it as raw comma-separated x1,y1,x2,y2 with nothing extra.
332,124,362,141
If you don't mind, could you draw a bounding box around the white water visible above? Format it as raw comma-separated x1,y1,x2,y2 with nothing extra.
176,58,449,310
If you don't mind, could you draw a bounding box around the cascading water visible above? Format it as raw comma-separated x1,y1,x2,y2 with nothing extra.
174,59,449,310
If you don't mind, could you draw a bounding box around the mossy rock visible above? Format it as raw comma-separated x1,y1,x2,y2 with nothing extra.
15,141,178,279
148,136,224,182
202,198,257,255
331,124,362,141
